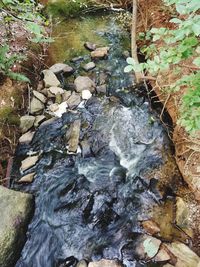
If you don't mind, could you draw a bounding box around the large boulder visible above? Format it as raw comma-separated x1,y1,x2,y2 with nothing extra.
0,186,34,267
42,69,61,88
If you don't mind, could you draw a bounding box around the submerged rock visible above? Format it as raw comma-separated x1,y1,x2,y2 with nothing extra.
18,172,35,183
20,115,35,133
141,220,160,235
76,259,88,267
96,84,107,94
88,259,122,267
91,47,109,59
0,186,34,267
21,155,39,172
30,97,45,114
42,69,61,88
74,76,96,93
175,197,189,229
83,62,96,71
49,63,74,75
68,119,81,153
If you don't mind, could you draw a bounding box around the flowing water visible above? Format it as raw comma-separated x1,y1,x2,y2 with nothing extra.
12,12,183,267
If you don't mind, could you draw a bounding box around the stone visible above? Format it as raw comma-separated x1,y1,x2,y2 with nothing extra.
122,50,130,58
20,115,35,133
18,172,35,183
83,62,96,71
67,92,81,109
37,80,44,91
71,56,84,63
165,242,200,267
76,259,88,267
81,140,91,158
96,84,107,94
49,103,59,112
175,197,189,228
74,76,96,93
135,234,161,261
19,131,35,144
42,69,61,87
68,119,81,153
34,115,46,127
53,102,68,117
32,90,47,103
21,155,39,172
163,265,174,267
154,245,171,262
49,86,64,96
91,47,110,59
88,259,122,267
84,42,97,51
49,63,74,75
62,90,72,101
0,186,33,267
30,97,45,114
81,89,92,100
141,220,160,235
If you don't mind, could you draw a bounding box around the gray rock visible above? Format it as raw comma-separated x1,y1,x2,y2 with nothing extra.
81,140,91,158
91,47,109,59
68,119,81,153
76,259,88,267
165,242,200,267
32,90,47,103
66,92,81,109
154,245,171,262
34,115,46,127
49,103,59,112
88,259,122,267
20,115,35,133
96,84,107,94
49,63,74,75
71,56,84,63
0,186,34,267
84,42,97,51
19,131,35,144
18,172,35,183
74,76,96,93
83,62,96,71
49,86,64,96
122,50,130,58
21,155,39,172
62,91,72,101
30,97,45,114
42,69,61,88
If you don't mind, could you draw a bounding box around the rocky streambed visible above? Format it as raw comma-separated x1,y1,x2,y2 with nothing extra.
3,11,200,267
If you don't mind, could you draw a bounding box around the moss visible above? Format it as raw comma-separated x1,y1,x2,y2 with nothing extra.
0,107,20,126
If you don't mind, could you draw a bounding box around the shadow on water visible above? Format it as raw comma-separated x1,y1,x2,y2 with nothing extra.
12,11,183,267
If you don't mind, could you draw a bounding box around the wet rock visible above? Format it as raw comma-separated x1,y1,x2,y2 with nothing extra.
21,155,39,172
76,259,88,267
88,259,122,267
32,90,47,103
83,62,96,71
20,115,35,133
141,220,160,235
99,72,108,85
42,69,61,88
19,131,35,144
135,234,161,261
62,90,72,101
163,264,174,267
84,42,96,51
122,50,130,58
30,97,45,114
71,56,84,63
91,47,109,59
34,115,46,127
18,172,35,183
154,245,171,262
49,86,64,96
49,63,74,75
165,242,200,267
53,102,68,117
96,84,107,94
175,197,189,229
81,140,91,158
0,186,33,267
67,92,81,109
74,76,96,93
81,89,92,100
68,119,81,153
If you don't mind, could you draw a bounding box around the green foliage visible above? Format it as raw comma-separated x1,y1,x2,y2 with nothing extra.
0,0,52,81
125,0,200,134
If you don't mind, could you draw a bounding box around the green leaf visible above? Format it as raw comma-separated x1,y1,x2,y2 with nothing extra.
126,57,136,65
124,65,134,73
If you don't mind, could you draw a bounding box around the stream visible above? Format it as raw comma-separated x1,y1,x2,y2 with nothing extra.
11,11,184,267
